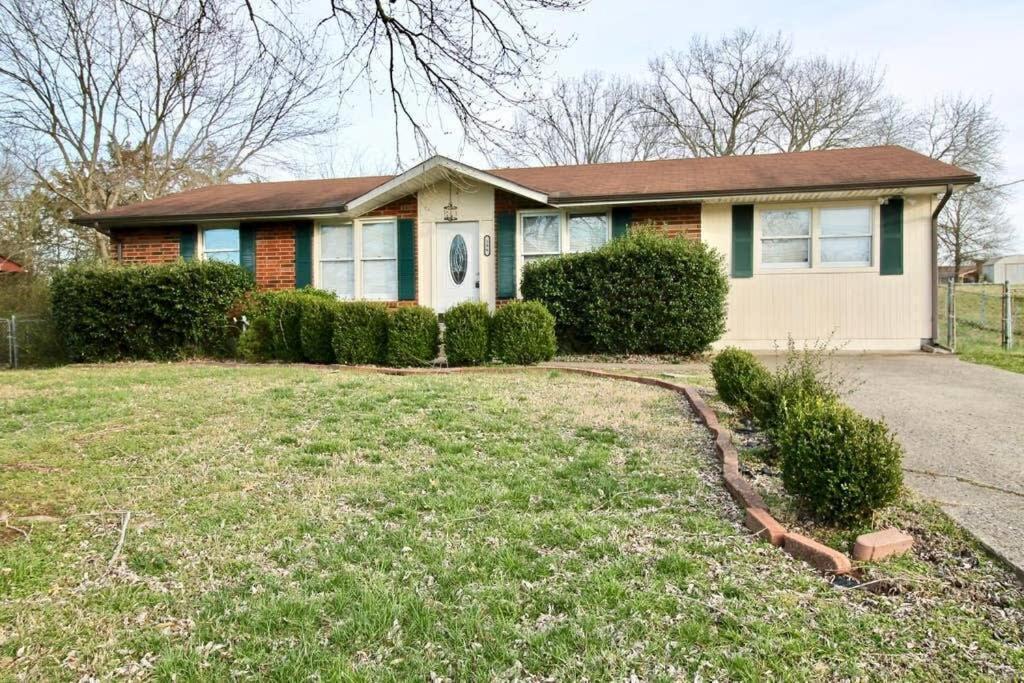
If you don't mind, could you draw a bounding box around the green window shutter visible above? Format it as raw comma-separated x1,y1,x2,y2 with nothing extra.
731,204,754,278
179,226,197,261
239,225,256,274
496,212,517,299
880,198,904,276
397,218,416,301
294,222,313,288
612,206,632,239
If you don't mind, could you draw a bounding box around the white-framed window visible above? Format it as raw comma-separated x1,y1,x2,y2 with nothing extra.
201,226,240,264
316,218,398,300
519,208,611,264
522,212,561,263
568,212,610,253
319,223,355,299
360,219,398,300
820,207,872,267
761,209,811,268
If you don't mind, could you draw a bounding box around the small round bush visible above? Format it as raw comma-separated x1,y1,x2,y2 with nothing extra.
443,301,491,366
237,317,274,362
332,302,388,365
491,301,556,365
299,295,340,363
711,348,770,416
775,396,903,526
386,306,440,367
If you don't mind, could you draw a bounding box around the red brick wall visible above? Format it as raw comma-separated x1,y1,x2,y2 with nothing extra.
629,203,701,240
114,228,181,264
252,223,296,290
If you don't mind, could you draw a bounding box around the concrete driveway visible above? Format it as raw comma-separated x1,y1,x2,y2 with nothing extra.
825,353,1024,576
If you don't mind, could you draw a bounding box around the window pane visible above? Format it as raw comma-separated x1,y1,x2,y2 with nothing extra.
203,228,239,252
206,250,240,265
362,221,397,258
321,261,354,299
762,238,810,265
821,207,871,236
761,210,810,237
321,224,353,259
362,260,397,300
568,214,608,253
821,236,871,264
523,214,560,254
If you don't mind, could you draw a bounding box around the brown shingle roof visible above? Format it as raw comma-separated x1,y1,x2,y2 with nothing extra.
74,146,977,226
491,145,977,202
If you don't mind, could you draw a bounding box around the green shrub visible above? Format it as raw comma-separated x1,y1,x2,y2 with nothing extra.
775,396,903,525
386,306,440,367
332,302,388,365
711,348,770,417
490,301,556,365
752,342,840,431
299,294,340,363
443,301,491,366
51,260,254,362
236,317,274,362
520,231,728,354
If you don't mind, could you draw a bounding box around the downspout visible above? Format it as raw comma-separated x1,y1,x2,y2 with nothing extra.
931,185,954,342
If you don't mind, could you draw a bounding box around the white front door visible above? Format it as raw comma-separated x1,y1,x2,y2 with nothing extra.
435,222,480,312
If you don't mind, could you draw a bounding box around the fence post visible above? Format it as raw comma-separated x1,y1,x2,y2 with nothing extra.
1004,280,1013,351
946,279,956,351
9,315,17,370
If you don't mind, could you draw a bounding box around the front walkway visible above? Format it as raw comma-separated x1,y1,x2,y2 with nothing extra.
549,353,1024,577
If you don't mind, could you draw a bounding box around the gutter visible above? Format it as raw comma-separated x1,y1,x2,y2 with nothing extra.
931,185,954,343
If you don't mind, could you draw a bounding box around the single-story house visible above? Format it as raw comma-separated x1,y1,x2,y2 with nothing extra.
982,254,1024,285
72,145,978,351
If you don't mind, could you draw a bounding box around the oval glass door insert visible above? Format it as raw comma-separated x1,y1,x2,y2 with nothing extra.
449,234,468,285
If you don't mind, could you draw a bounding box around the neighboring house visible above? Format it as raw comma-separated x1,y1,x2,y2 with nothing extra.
0,254,26,275
72,145,978,351
982,254,1024,284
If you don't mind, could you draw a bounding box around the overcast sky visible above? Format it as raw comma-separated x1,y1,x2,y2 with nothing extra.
289,0,1024,253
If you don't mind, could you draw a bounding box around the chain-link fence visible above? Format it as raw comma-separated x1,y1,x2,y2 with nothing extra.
1,315,64,369
938,281,1024,353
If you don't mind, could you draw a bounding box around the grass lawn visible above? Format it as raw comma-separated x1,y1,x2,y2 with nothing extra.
1,364,1022,680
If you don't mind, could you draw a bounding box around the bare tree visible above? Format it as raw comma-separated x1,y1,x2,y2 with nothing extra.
0,0,332,255
765,57,890,152
642,29,789,157
918,95,1014,272
240,0,587,160
489,72,645,166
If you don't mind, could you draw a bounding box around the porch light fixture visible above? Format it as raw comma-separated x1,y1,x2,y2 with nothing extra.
443,181,458,222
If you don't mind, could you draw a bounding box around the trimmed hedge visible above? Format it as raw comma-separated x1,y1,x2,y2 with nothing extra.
386,306,440,367
520,231,728,355
51,260,254,362
332,302,388,365
491,301,556,365
711,348,770,418
443,301,491,366
775,396,903,525
299,295,341,364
